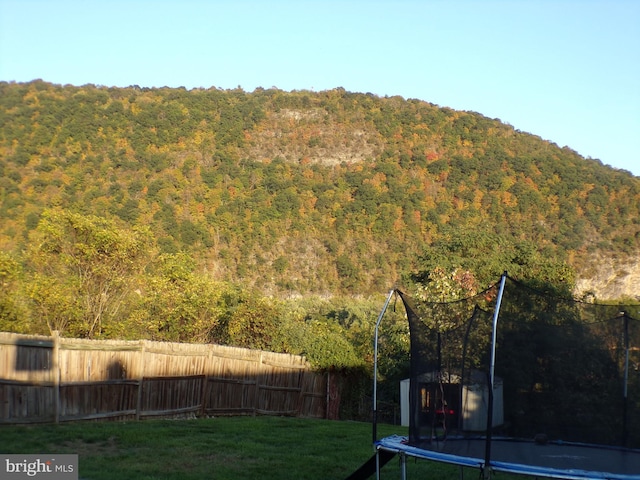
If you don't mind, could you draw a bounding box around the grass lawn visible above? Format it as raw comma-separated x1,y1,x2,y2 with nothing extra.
0,416,512,479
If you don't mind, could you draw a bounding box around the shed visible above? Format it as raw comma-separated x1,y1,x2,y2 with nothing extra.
400,370,503,431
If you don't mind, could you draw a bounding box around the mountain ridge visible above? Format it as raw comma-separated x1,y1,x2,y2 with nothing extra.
1,80,639,300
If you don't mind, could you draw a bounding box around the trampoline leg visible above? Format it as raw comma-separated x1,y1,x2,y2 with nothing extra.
481,466,492,480
400,453,407,480
375,448,380,480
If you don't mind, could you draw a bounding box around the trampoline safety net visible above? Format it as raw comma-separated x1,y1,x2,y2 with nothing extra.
398,275,640,450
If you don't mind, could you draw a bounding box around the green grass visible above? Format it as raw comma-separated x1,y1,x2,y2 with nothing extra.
0,417,514,479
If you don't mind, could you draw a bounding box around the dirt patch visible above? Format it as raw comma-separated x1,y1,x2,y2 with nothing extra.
55,436,120,457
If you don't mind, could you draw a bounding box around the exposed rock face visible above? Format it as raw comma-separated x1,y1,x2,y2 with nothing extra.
246,108,384,165
575,252,640,301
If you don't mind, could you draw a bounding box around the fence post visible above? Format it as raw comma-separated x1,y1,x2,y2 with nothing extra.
253,351,263,416
135,340,145,421
52,330,60,424
326,370,330,420
200,347,213,417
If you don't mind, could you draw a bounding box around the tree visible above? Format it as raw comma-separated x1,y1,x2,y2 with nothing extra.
26,273,82,336
127,252,232,343
26,209,154,337
223,292,280,350
410,228,575,293
0,251,28,332
336,254,359,290
413,266,479,303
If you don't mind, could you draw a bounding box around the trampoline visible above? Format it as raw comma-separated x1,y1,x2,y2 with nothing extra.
352,274,640,480
375,435,640,479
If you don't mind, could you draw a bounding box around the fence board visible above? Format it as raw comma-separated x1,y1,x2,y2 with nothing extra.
140,376,204,415
59,382,138,421
0,332,329,424
0,383,55,422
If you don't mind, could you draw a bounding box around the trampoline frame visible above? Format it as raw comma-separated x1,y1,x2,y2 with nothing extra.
374,434,640,480
369,275,640,480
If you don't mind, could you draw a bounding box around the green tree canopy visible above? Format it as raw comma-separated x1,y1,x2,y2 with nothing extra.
26,209,155,337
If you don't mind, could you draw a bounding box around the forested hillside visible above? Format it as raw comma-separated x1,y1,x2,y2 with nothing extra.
2,80,638,418
1,80,639,297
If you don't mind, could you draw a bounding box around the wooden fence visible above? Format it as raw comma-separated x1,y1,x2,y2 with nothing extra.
0,332,333,424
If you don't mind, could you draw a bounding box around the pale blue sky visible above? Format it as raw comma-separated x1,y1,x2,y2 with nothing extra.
1,0,638,176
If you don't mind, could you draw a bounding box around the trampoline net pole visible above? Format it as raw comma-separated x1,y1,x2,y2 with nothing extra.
484,272,507,476
623,312,629,447
373,289,396,444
